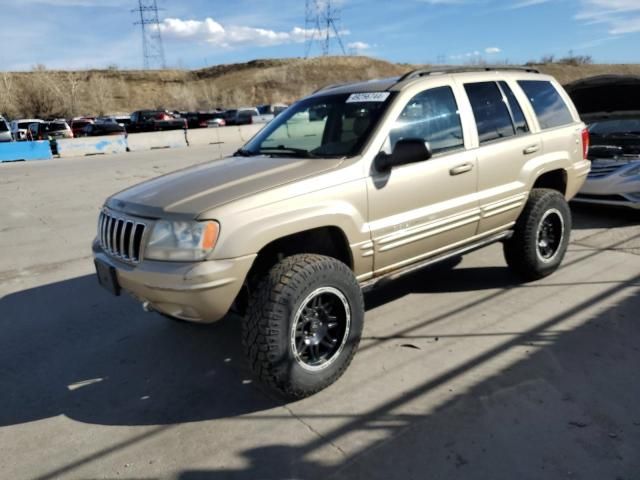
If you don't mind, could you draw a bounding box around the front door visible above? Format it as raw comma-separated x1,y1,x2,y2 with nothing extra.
367,85,479,275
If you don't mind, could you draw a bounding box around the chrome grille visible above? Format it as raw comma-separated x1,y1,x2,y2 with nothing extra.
587,162,624,179
98,210,147,263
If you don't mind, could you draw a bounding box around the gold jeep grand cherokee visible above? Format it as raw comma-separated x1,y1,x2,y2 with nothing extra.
93,67,590,398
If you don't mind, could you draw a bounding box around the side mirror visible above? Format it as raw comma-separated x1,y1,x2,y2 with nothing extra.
375,138,432,171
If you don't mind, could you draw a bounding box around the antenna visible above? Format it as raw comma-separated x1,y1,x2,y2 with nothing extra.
133,0,166,70
304,0,347,57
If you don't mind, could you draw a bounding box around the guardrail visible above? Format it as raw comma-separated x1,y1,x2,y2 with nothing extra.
1,124,265,164
126,129,189,152
0,141,53,163
56,135,127,158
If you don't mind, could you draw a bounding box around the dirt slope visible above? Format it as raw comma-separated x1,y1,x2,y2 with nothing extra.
2,56,640,118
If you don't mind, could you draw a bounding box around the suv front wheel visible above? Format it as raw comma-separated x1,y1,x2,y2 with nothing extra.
243,254,364,399
503,188,572,281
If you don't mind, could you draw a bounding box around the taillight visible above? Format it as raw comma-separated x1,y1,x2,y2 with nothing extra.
581,128,590,160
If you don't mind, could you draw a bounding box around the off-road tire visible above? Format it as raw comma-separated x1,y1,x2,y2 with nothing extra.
243,254,364,399
503,188,571,281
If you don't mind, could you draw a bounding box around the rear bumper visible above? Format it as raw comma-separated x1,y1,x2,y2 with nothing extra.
93,241,256,323
566,160,591,200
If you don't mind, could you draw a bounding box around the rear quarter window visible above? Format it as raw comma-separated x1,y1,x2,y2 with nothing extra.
518,80,574,130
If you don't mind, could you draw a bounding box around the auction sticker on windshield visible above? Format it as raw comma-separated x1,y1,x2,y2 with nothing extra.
346,92,390,103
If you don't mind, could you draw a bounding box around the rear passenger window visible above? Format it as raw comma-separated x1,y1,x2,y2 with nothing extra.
518,80,573,130
499,81,529,134
390,86,464,155
465,82,515,144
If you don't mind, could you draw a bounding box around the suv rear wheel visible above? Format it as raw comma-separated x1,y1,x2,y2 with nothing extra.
243,254,364,399
503,188,571,281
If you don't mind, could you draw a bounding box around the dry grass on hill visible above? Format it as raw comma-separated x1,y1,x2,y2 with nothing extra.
1,56,639,119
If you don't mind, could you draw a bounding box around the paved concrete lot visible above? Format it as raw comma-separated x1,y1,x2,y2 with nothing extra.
1,149,639,480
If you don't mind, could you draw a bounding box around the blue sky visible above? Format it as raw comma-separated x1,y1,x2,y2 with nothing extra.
1,0,639,71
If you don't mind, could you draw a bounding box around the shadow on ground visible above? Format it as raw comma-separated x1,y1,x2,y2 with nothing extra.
177,277,640,479
571,203,639,230
1,260,522,428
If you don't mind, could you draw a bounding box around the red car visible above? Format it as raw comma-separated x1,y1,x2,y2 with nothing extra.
70,118,94,137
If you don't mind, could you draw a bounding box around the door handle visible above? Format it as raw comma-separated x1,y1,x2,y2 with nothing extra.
449,163,473,176
523,144,541,155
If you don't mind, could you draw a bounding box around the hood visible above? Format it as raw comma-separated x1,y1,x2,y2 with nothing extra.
106,155,344,219
565,75,640,121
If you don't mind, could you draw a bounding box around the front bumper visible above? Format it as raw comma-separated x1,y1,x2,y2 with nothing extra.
573,160,640,209
93,241,256,323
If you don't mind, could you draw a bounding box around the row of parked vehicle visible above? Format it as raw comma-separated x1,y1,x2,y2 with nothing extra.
0,103,289,143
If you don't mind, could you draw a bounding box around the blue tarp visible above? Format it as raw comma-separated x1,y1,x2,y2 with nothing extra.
0,141,52,162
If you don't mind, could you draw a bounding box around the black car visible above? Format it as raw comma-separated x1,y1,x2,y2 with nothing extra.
82,123,126,137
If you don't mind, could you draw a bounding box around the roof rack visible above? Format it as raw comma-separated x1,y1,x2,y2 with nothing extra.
396,66,540,84
312,82,351,94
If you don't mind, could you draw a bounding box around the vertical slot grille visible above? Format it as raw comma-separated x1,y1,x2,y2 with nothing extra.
98,210,146,263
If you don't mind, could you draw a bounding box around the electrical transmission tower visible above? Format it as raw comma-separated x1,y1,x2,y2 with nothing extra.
305,0,347,58
133,0,166,70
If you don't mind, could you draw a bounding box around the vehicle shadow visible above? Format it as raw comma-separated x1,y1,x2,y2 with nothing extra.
0,275,279,427
571,203,639,230
1,260,522,429
175,277,640,479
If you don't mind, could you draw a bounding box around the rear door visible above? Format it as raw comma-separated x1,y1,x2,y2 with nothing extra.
460,80,542,234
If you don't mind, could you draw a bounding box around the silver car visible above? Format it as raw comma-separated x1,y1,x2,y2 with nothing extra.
0,116,12,142
567,75,640,209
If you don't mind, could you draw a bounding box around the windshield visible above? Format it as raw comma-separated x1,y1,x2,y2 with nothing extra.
589,118,640,136
240,92,396,158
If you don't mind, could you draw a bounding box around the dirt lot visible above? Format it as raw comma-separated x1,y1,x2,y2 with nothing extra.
0,149,638,480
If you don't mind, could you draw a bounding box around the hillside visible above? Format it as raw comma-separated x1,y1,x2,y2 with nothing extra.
1,56,640,119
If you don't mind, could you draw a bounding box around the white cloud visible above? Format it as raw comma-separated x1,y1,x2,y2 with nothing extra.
450,47,501,60
157,17,347,49
577,0,640,35
348,41,370,51
507,0,551,9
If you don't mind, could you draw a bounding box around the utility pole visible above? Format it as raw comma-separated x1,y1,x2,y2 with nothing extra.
305,0,347,57
133,0,166,70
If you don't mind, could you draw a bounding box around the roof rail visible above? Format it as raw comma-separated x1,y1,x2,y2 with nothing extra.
396,66,540,84
313,82,355,94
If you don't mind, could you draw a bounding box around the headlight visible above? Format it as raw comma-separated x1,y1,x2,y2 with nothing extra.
145,220,219,261
621,163,640,177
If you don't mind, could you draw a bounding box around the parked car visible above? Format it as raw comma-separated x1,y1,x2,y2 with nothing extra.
178,111,225,129
222,109,238,125
0,116,12,142
566,75,640,209
93,67,589,399
70,118,94,137
81,122,126,137
11,119,44,140
206,114,226,128
127,110,187,133
258,103,288,116
232,107,273,125
28,120,73,141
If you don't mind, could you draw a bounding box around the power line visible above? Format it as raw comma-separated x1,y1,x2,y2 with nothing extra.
305,0,347,57
132,0,166,70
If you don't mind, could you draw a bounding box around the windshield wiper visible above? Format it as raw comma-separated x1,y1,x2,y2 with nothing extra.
258,146,317,158
233,148,257,157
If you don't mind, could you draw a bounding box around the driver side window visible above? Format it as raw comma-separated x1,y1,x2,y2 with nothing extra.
389,86,464,155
